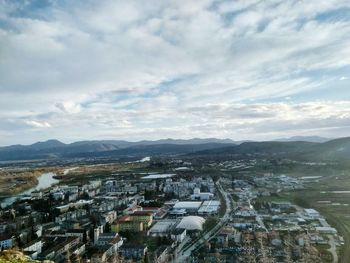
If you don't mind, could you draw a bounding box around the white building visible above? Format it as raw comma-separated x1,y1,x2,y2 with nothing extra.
176,216,205,231
31,191,43,200
148,220,176,237
23,239,43,259
304,208,320,219
52,191,65,201
191,188,214,201
315,227,337,234
94,225,104,245
0,236,13,249
171,228,187,243
173,201,202,213
101,211,117,224
198,200,220,215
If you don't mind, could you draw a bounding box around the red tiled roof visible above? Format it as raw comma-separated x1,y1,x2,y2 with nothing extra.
142,207,160,211
114,215,131,224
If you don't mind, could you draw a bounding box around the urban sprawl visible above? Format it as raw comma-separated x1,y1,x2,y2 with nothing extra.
0,158,342,262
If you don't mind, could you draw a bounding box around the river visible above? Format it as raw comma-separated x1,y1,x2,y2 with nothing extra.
0,172,59,208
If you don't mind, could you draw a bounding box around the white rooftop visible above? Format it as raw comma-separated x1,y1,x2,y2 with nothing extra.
141,173,176,179
173,201,202,209
176,216,205,231
198,200,221,213
305,208,319,214
149,220,176,233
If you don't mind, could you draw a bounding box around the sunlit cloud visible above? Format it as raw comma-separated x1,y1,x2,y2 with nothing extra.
25,120,52,129
0,0,350,145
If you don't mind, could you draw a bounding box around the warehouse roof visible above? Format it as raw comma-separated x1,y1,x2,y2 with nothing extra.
176,216,205,231
173,201,202,210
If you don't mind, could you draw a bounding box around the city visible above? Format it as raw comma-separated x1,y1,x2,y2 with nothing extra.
0,155,345,262
1,0,350,262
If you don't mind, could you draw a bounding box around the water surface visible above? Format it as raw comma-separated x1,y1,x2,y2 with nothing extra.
0,172,58,208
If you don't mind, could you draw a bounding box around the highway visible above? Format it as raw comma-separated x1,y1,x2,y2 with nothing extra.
174,179,233,262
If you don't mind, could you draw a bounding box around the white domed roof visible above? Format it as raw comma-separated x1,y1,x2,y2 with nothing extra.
176,216,205,231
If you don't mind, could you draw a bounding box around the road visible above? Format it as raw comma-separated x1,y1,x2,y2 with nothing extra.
328,235,338,263
174,180,232,262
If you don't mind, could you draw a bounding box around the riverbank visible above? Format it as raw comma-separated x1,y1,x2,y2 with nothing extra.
0,170,42,195
0,172,59,208
0,167,61,196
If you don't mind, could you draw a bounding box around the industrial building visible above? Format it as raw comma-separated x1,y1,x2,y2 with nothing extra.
176,216,206,231
147,220,177,237
191,188,214,201
198,200,221,215
173,201,202,213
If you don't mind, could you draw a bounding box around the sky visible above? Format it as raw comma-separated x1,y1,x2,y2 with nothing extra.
0,0,350,146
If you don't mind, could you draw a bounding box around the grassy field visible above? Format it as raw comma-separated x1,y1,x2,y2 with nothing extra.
234,160,350,263
57,162,150,184
0,168,50,196
271,173,350,263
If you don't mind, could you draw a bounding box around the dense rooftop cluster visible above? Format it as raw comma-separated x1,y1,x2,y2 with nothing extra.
0,157,344,262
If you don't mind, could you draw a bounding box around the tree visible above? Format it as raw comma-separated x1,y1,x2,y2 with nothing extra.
144,190,156,200
28,215,34,227
30,225,38,240
156,236,163,247
81,192,90,200
143,253,150,263
203,217,218,232
105,222,111,233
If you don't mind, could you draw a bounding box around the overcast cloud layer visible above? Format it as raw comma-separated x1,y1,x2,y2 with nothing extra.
0,0,350,145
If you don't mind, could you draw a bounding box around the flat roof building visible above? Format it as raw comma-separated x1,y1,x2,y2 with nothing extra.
173,201,202,213
198,200,221,215
148,220,177,237
315,226,337,234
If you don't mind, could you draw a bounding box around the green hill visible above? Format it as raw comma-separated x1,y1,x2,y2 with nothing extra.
190,137,350,162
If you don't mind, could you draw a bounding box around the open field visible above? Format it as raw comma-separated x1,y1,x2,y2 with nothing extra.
56,162,155,184
222,159,350,263
0,168,49,195
264,172,350,263
0,160,161,197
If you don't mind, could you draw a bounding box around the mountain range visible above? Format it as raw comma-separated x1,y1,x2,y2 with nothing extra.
0,136,348,162
274,136,331,143
192,137,350,162
0,138,236,161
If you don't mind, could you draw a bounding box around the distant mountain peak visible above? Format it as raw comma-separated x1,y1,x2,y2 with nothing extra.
30,139,66,149
275,136,330,143
0,137,348,162
0,138,235,161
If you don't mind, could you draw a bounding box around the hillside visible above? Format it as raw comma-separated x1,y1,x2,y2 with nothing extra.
190,137,350,162
0,250,53,263
0,139,235,161
0,137,349,162
62,143,235,158
299,137,350,161
275,136,330,143
190,141,317,157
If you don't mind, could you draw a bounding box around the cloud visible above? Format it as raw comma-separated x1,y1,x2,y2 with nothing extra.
55,101,82,114
340,76,348,81
25,120,52,128
0,0,350,144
